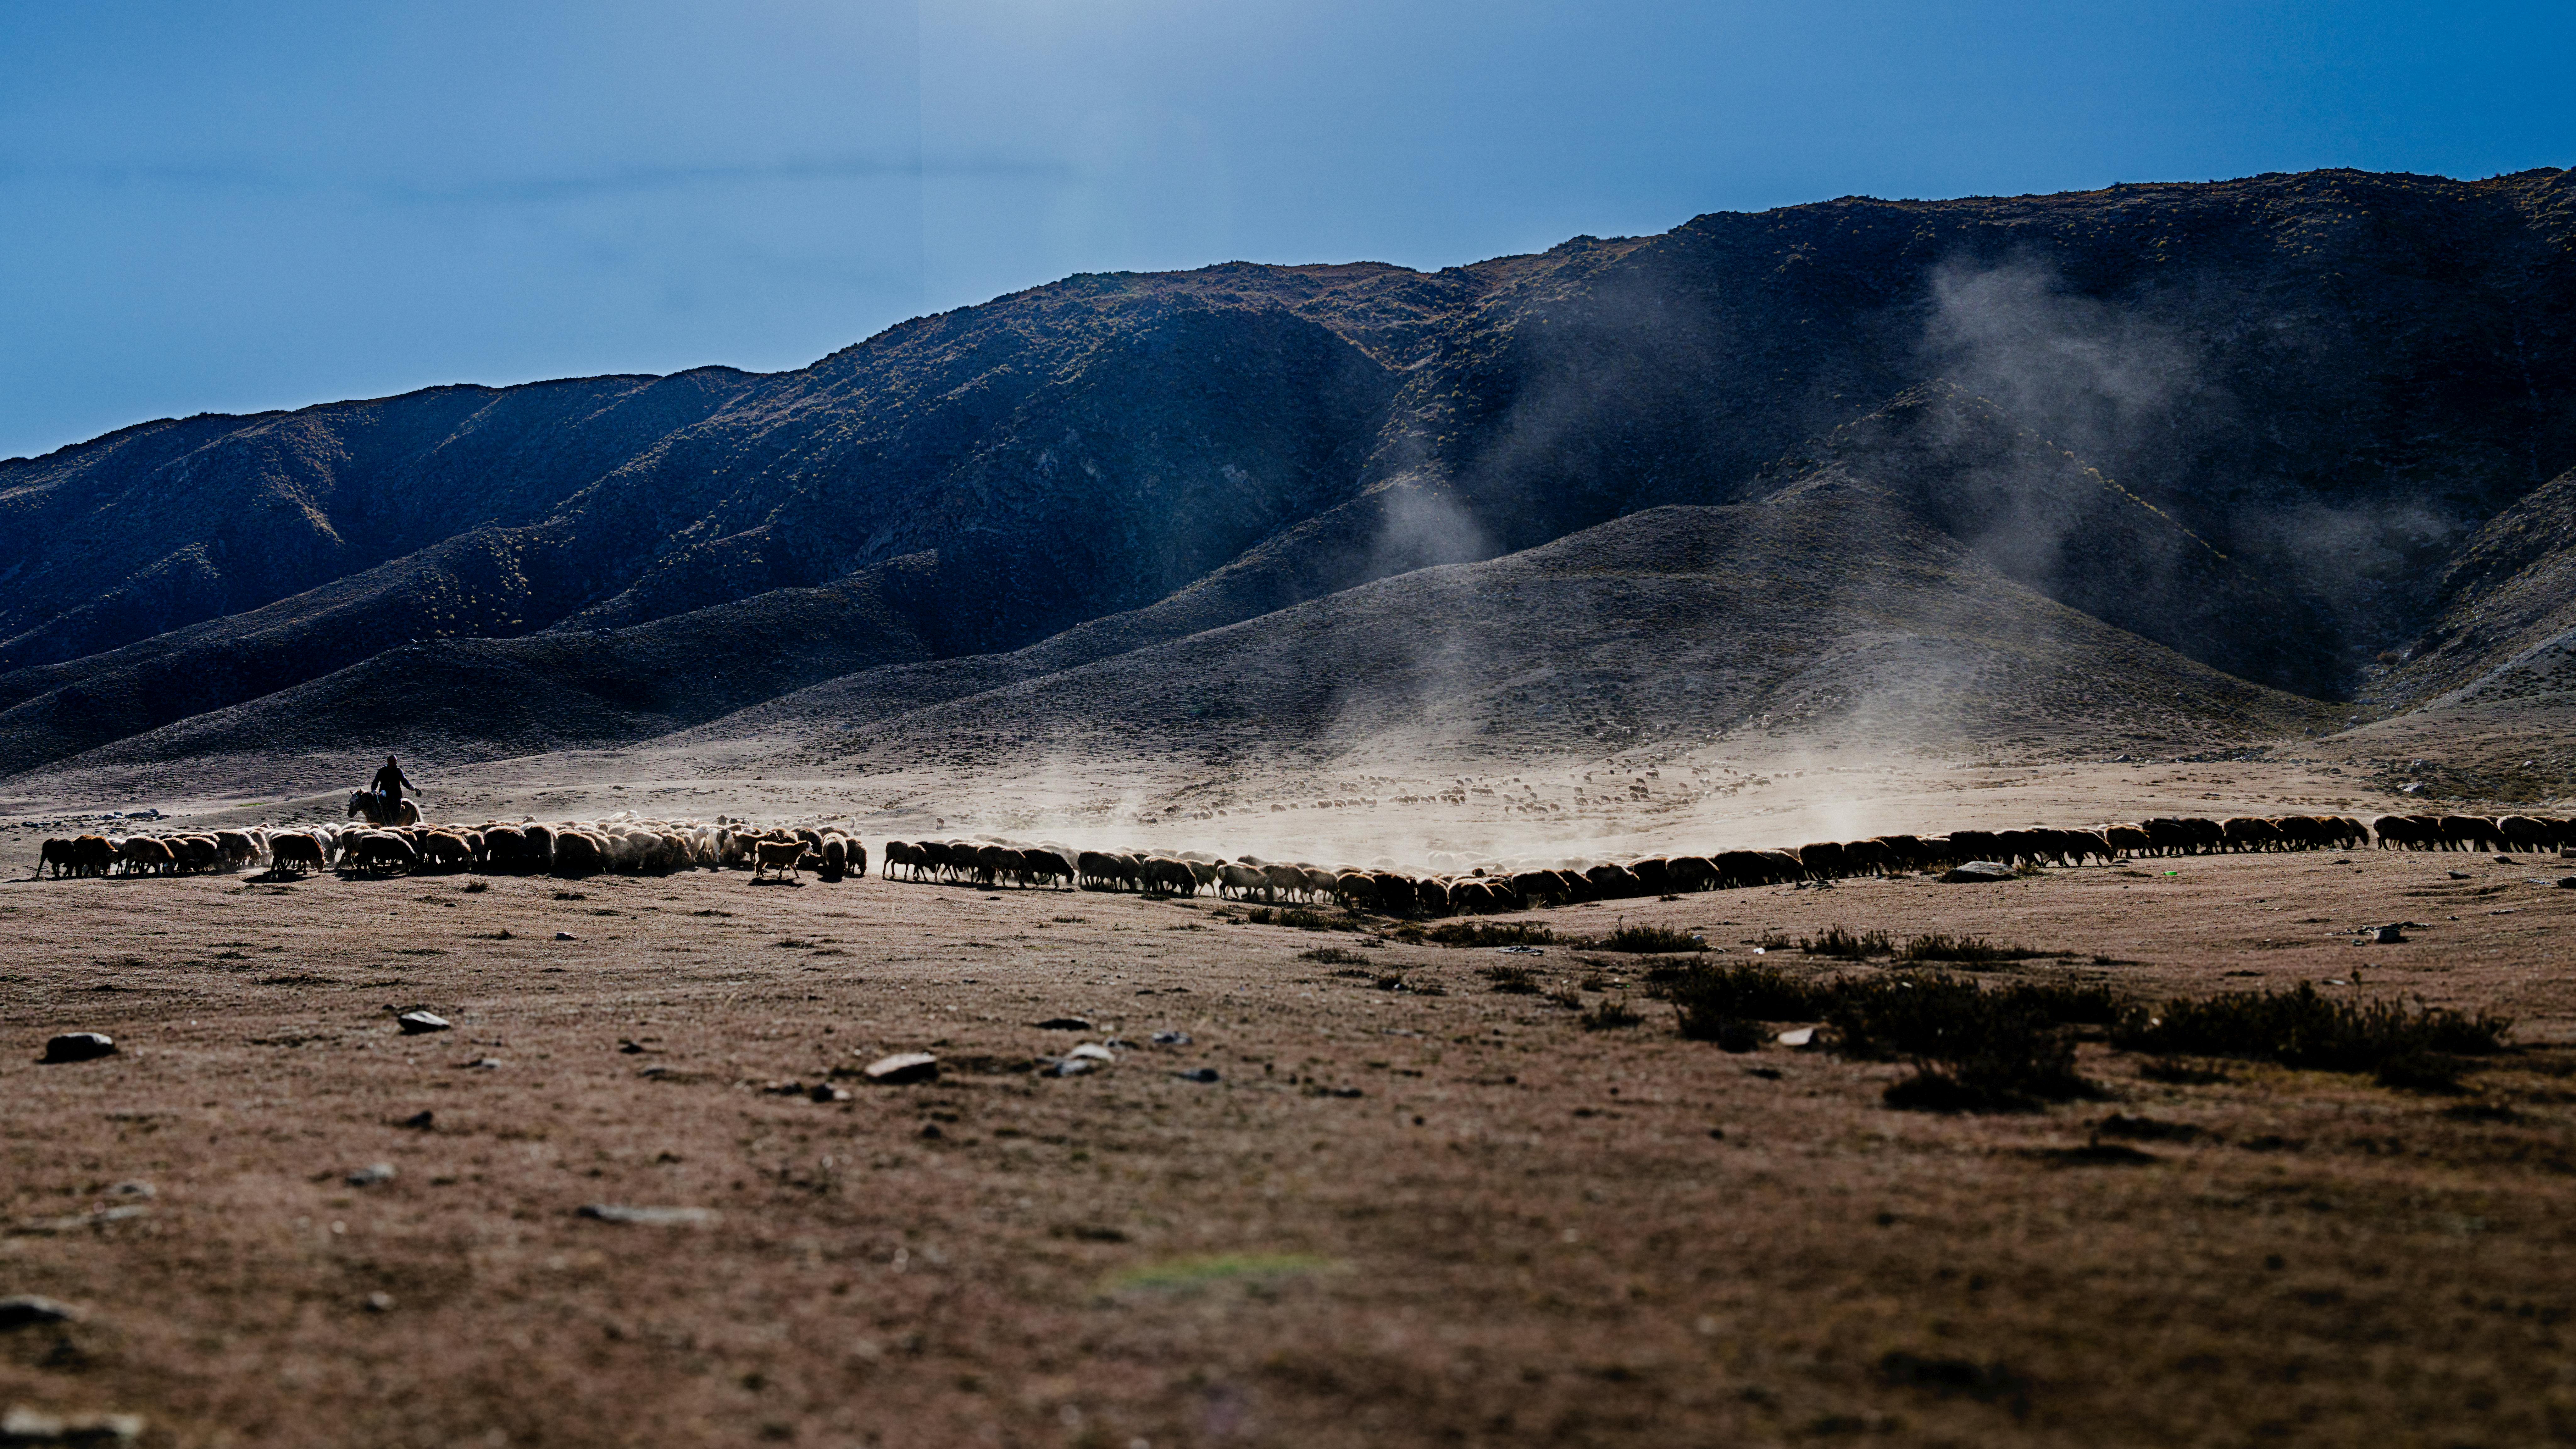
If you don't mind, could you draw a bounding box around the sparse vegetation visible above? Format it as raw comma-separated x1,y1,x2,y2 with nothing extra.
1580,998,1643,1030
1800,924,1891,959
1584,924,1706,953
1481,965,1541,994
1896,932,2053,966
1665,963,1830,1037
1245,907,1365,933
2111,982,2511,1082
1829,973,2096,1112
462,880,489,894
1426,921,1554,947
1298,946,1366,965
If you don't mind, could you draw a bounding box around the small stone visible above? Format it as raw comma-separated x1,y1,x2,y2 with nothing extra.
1150,1030,1193,1047
1940,861,2017,882
2374,924,2406,944
1049,1057,1097,1077
0,1407,144,1443
1776,1027,1818,1048
2557,877,2576,890
0,1296,80,1330
40,1032,115,1063
1066,1043,1115,1063
577,1204,716,1226
395,1012,450,1035
364,1292,395,1313
1033,1017,1093,1030
2448,871,2471,880
397,1111,434,1130
459,1058,502,1070
861,1052,939,1085
106,1182,152,1200
1174,1068,1220,1084
918,1123,943,1139
346,1163,396,1187
555,931,576,941
807,1083,848,1104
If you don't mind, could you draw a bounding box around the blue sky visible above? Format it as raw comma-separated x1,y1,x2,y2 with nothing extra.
3,0,2569,461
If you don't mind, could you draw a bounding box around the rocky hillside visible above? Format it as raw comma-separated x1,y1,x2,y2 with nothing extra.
2,166,2571,783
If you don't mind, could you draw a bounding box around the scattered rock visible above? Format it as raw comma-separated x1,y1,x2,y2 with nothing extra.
1150,1030,1193,1047
2448,871,2471,880
861,1052,939,1085
1174,1068,1220,1084
1940,862,2017,882
0,1407,145,1444
554,932,576,941
576,1204,716,1226
345,1163,396,1187
917,1123,943,1140
395,1012,450,1035
39,1033,115,1064
0,1297,80,1330
363,1293,395,1313
1048,1057,1097,1077
2558,877,2576,890
1033,1017,1093,1030
397,1111,434,1131
1776,1026,1818,1049
2373,924,2407,944
1103,1037,1136,1050
808,1082,849,1104
459,1058,502,1071
1066,1043,1115,1063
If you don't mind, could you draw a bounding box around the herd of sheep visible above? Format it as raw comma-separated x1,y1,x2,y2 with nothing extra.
35,809,2564,921
34,815,865,882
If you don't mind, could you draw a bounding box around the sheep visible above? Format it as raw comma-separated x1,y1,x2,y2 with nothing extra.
268,832,327,874
751,839,810,882
346,833,418,874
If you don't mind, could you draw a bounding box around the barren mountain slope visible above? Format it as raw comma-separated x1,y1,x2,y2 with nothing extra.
3,167,2572,780
745,488,2333,790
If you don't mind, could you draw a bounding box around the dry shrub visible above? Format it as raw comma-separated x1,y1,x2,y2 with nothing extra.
1801,925,1891,959
1428,921,1554,947
1590,924,1706,954
2111,982,2510,1085
1480,965,1541,994
1828,972,2095,1112
1896,932,2051,965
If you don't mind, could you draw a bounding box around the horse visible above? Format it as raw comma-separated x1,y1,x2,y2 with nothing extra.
346,790,421,827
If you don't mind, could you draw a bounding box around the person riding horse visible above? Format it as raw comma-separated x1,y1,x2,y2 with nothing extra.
369,756,417,826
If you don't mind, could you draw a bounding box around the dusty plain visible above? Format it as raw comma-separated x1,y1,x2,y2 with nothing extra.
7,753,2576,1449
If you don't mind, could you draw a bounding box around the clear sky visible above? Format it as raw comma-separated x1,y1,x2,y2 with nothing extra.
3,0,2569,461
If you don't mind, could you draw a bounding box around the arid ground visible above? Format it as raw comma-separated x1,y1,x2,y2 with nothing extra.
7,761,2576,1448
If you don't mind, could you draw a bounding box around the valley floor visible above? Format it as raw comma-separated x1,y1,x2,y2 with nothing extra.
4,843,2574,1447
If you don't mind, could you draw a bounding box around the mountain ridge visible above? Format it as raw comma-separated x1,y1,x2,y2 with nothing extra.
4,165,2573,790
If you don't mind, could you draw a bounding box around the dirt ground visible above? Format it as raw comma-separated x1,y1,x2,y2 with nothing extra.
6,840,2576,1448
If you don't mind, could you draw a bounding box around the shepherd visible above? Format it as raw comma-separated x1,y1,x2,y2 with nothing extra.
348,755,422,827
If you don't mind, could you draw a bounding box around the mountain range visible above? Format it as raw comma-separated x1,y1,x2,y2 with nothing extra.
4,165,2572,802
